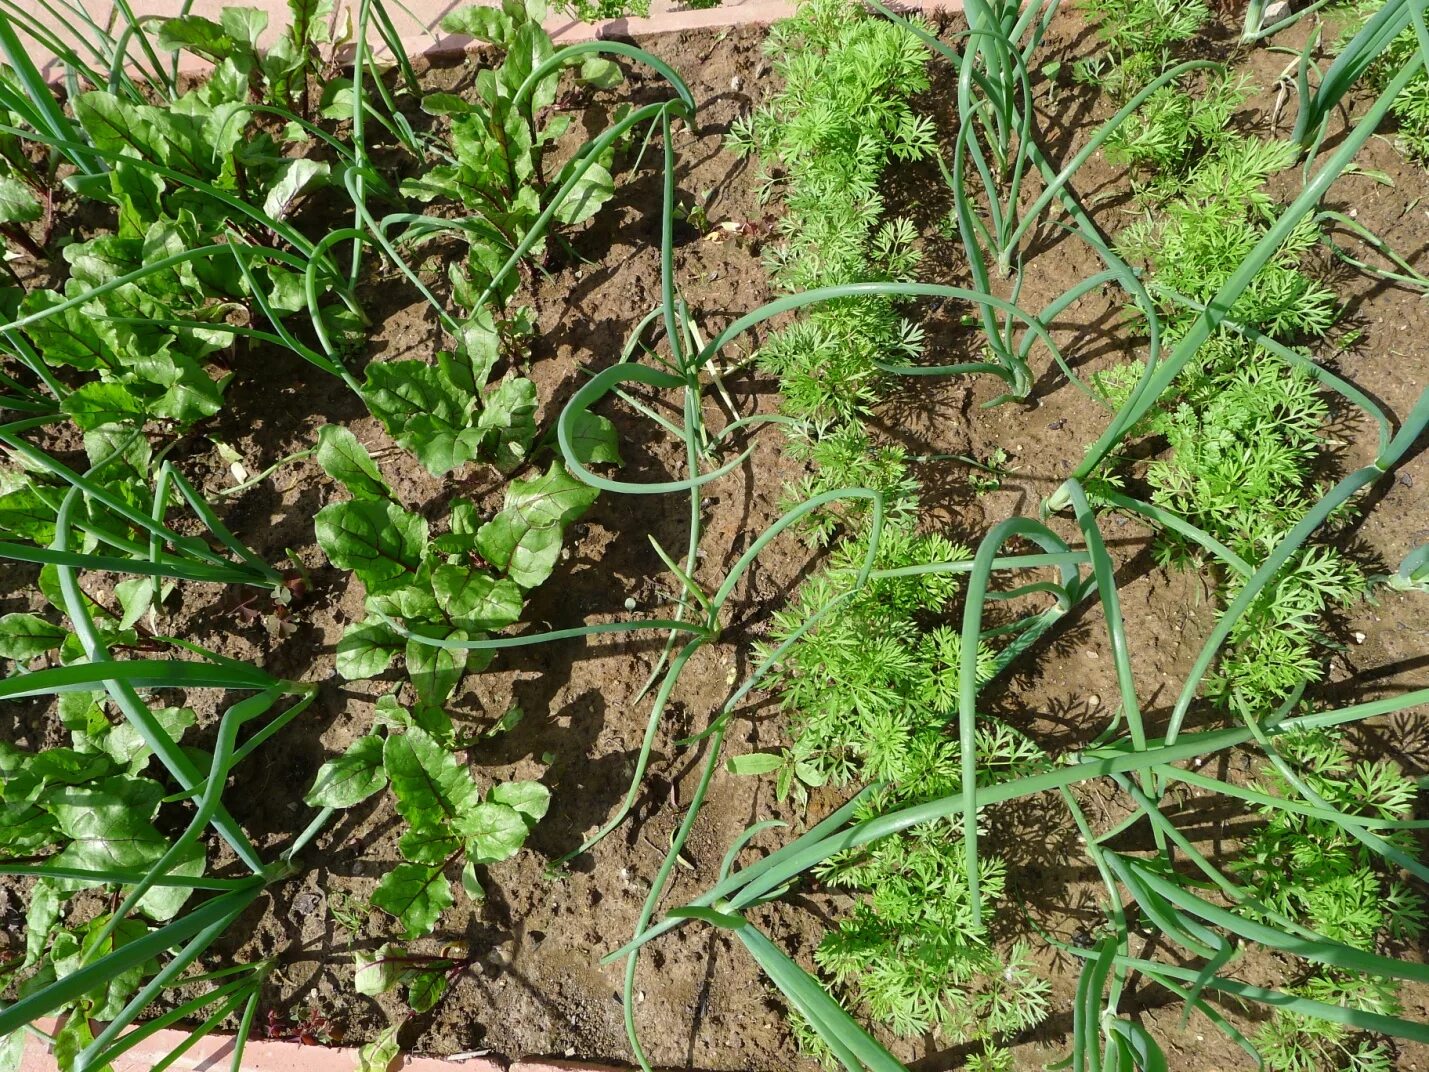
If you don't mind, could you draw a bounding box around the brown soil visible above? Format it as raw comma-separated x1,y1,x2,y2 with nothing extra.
4,6,1429,1072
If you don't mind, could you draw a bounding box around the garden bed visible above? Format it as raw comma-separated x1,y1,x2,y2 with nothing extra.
2,2,1428,1072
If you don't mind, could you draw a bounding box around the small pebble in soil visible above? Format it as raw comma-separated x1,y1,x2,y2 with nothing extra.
624,596,637,611
1048,418,1066,430
291,891,322,917
730,75,744,91
1353,631,1366,644
1086,694,1101,710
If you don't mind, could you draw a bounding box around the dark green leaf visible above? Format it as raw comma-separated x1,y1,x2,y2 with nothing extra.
370,862,452,939
553,161,614,226
565,411,622,466
317,425,391,502
489,780,549,822
305,734,388,808
453,800,528,864
405,630,468,706
0,176,40,224
315,499,428,586
336,618,403,681
475,462,597,588
382,727,478,832
0,613,65,661
431,565,523,631
407,968,448,1013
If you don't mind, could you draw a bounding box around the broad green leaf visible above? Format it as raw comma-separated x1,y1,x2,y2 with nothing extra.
433,499,480,555
102,705,195,774
371,862,452,939
460,859,484,900
0,612,65,661
288,0,334,45
262,158,329,221
363,360,466,432
421,92,474,116
50,1002,95,1070
305,734,388,808
382,726,478,832
553,161,614,226
110,160,165,236
439,6,513,43
356,1026,399,1072
475,462,597,588
45,775,205,920
397,823,462,865
61,381,148,431
0,745,116,797
128,351,226,423
319,78,356,122
578,56,623,90
728,753,784,776
500,22,555,114
565,411,622,466
19,290,107,370
260,264,308,314
0,175,40,224
24,880,60,967
374,697,455,744
0,1026,24,1072
58,690,107,740
454,800,528,864
220,6,269,48
52,915,154,1020
361,361,477,477
0,486,54,543
473,376,538,472
403,416,474,478
74,93,154,160
0,801,58,855
405,630,468,706
408,968,448,1012
114,577,154,631
431,565,523,631
489,780,550,823
365,577,442,624
315,499,427,586
454,311,500,387
336,618,403,681
316,425,391,501
156,15,236,57
354,944,400,996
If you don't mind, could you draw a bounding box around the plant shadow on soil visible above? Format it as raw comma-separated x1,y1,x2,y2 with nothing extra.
5,8,1429,1072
